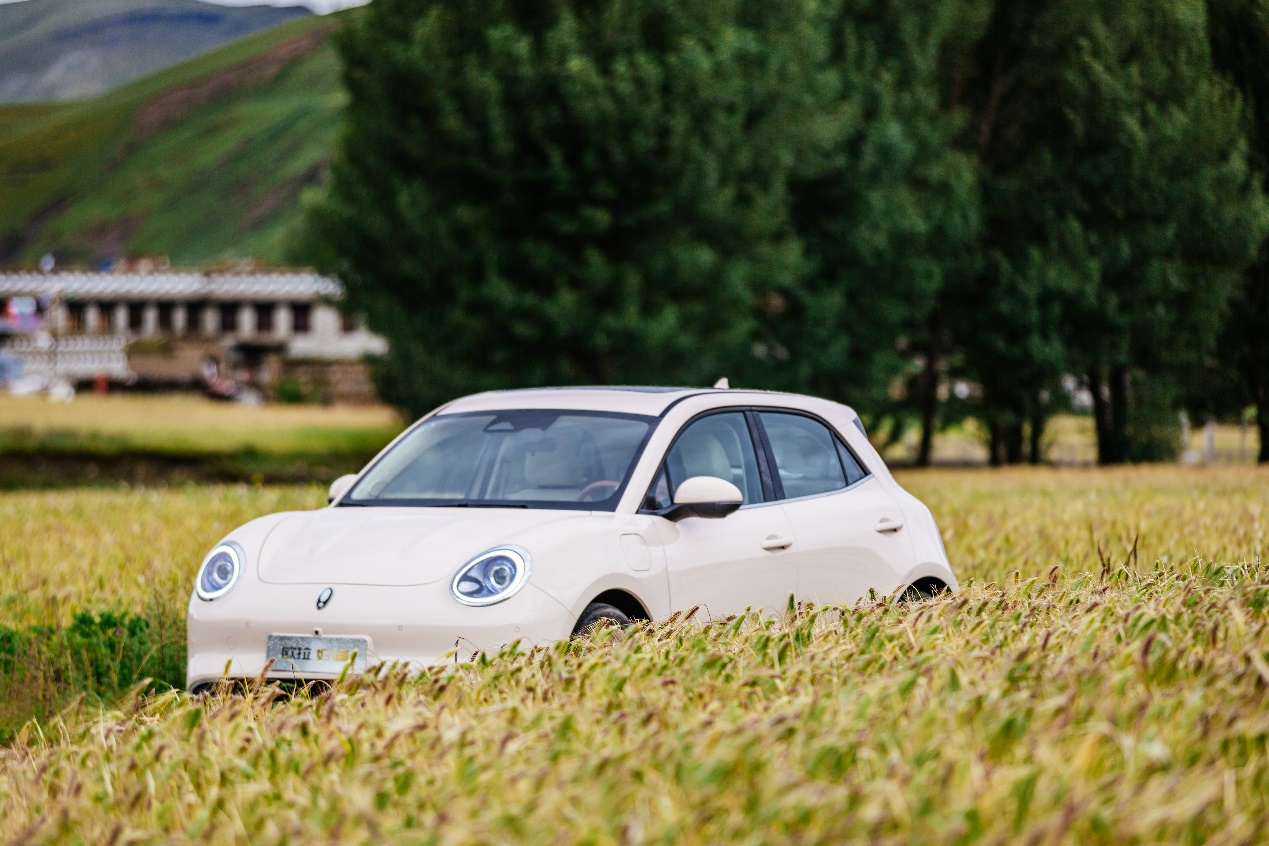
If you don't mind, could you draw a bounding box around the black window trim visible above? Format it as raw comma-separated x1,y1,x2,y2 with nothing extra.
751,408,874,505
640,407,770,513
638,405,873,514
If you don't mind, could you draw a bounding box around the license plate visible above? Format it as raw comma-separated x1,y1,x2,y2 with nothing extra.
266,635,368,675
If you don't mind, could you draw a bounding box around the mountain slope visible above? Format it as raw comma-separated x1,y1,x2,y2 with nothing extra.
0,0,311,103
0,13,343,267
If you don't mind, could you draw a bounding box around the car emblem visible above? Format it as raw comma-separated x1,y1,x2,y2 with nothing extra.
316,587,334,610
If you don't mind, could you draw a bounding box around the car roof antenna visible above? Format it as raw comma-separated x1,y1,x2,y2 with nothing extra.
713,377,730,389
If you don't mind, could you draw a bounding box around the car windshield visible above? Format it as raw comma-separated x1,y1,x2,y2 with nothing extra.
342,410,656,510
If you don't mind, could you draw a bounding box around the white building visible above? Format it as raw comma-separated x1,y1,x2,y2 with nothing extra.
0,272,387,401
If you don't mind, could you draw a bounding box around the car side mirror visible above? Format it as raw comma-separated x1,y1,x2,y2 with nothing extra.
662,476,744,522
328,474,358,504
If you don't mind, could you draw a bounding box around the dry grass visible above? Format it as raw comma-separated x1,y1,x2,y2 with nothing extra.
0,393,400,456
0,466,1265,843
900,466,1268,583
0,484,325,628
880,415,1261,466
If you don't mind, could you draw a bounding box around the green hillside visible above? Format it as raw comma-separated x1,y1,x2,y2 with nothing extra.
0,0,310,103
0,13,344,268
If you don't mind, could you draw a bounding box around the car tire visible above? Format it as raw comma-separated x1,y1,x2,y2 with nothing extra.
899,583,937,603
571,602,632,637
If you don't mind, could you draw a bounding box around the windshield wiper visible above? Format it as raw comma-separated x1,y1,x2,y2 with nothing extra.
441,502,530,509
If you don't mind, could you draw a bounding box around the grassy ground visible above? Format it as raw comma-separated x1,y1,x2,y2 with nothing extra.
0,393,399,456
0,393,401,485
0,13,343,266
881,415,1262,466
0,466,1265,841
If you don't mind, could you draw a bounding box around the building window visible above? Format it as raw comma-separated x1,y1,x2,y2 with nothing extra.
99,303,117,334
189,301,210,335
256,303,275,334
291,303,311,334
220,304,239,334
128,303,145,332
158,303,174,333
341,312,357,334
66,303,85,333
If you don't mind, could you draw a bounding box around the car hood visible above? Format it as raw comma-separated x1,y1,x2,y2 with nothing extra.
256,507,590,586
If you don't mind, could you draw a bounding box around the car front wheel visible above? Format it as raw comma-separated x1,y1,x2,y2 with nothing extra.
571,602,632,637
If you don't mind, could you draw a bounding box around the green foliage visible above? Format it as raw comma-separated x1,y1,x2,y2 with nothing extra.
305,0,973,418
1122,374,1182,463
0,610,184,740
1206,0,1269,462
307,0,815,416
272,376,319,405
756,0,977,407
947,0,1267,464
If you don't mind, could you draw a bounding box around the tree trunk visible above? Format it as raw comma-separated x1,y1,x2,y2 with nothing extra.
1259,405,1269,464
1028,406,1046,465
1107,364,1130,464
988,416,1005,467
1089,366,1111,465
915,342,939,468
1005,418,1025,464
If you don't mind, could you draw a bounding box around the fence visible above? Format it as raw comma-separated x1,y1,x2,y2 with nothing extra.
0,334,131,381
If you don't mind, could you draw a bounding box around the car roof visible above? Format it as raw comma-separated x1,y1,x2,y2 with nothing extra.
438,386,842,418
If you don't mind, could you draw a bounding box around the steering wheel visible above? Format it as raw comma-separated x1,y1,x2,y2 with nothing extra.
577,480,620,502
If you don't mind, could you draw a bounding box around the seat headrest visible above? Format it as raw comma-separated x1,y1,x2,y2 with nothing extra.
523,431,588,488
777,434,838,480
677,430,732,481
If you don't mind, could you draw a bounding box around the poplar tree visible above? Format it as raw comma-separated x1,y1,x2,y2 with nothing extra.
304,0,975,419
1206,0,1269,462
304,0,826,417
948,0,1264,464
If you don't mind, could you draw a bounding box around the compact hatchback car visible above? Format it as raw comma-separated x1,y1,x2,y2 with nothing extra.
187,386,956,690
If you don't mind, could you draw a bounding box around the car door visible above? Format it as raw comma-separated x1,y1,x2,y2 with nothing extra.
754,410,916,606
647,411,798,619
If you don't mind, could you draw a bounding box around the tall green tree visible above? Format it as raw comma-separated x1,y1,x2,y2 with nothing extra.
304,0,828,418
753,0,977,421
947,0,1264,464
1206,0,1269,462
304,0,976,421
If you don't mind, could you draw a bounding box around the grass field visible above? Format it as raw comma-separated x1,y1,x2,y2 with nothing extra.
0,393,399,457
0,393,402,486
881,415,1262,466
0,465,1265,842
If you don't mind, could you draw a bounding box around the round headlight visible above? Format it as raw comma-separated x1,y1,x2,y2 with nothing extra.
451,547,531,607
196,542,243,601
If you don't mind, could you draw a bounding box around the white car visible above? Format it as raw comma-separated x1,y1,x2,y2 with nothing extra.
187,386,956,691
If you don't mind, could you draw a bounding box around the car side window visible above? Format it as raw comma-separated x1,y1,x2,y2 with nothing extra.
836,438,869,486
758,412,848,500
661,412,764,506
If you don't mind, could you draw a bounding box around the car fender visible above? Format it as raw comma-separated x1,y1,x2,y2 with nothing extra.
501,514,670,623
894,559,960,595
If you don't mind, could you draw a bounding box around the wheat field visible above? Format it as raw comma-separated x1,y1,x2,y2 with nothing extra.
0,466,1266,843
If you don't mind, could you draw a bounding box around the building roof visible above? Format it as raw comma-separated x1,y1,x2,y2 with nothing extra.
0,272,340,302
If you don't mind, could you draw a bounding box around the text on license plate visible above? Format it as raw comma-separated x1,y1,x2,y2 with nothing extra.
266,634,368,674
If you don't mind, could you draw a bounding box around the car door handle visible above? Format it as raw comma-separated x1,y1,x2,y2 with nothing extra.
761,535,793,551
874,518,905,533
